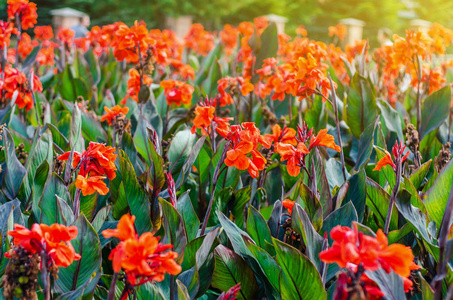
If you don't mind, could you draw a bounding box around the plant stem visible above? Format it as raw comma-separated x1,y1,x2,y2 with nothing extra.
287,94,292,121
383,159,402,234
73,188,82,219
200,142,230,236
40,251,51,300
107,273,118,300
415,55,422,131
170,274,175,300
328,74,347,181
433,183,453,299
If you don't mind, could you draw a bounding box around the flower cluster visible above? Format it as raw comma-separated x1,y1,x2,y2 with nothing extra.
223,122,271,178
102,214,181,285
319,224,420,298
1,66,43,111
373,140,409,172
274,122,340,176
191,97,233,136
7,223,80,267
57,142,117,196
160,79,194,106
217,76,254,106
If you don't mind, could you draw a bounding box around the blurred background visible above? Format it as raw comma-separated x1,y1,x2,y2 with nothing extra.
1,0,452,47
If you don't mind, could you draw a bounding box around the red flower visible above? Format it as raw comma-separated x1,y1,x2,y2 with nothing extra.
2,67,42,111
319,224,419,278
102,214,182,285
101,105,129,125
121,68,153,105
0,21,18,48
7,0,38,30
8,223,81,268
373,141,409,171
282,199,295,215
160,79,194,106
112,21,155,63
57,28,75,47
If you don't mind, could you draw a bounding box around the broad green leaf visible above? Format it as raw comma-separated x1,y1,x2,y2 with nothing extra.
365,268,406,300
246,206,273,254
56,215,101,294
344,170,367,222
211,244,258,300
176,191,200,242
273,238,326,300
355,119,377,170
168,128,196,178
419,85,452,140
38,173,71,225
424,159,453,231
344,73,377,139
376,99,403,141
365,177,398,231
321,201,358,243
409,159,432,190
2,128,26,200
160,198,188,264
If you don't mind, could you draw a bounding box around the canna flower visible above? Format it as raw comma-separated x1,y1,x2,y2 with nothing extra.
296,25,308,37
276,123,340,177
309,129,341,152
7,0,38,30
101,105,129,125
373,141,409,171
58,142,117,180
265,124,297,146
222,122,270,178
328,23,346,41
102,214,182,285
34,25,53,41
160,79,194,106
112,21,155,63
57,27,75,48
7,223,81,268
121,68,153,105
17,32,35,58
217,76,254,107
36,46,55,66
220,24,239,56
319,224,420,278
190,98,233,136
0,21,18,48
282,199,295,215
75,175,109,196
184,24,214,56
2,66,42,111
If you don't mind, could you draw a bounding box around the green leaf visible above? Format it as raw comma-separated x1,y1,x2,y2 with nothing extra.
231,186,251,228
202,58,222,97
252,23,278,83
273,238,326,300
58,65,89,101
23,44,41,69
321,201,358,242
365,177,398,231
18,129,53,203
176,191,200,242
376,99,403,141
298,183,323,231
424,159,453,231
84,49,101,86
246,206,274,254
2,128,26,200
176,279,191,300
119,150,152,234
160,198,188,264
344,170,367,222
344,73,377,139
355,119,377,171
419,85,452,140
291,203,324,270
56,215,101,294
175,136,206,189
168,128,196,178
365,268,406,300
409,159,432,190
38,173,72,225
217,210,252,257
211,245,259,300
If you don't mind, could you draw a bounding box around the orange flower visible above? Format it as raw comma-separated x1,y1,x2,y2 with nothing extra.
102,214,182,285
57,27,75,47
220,24,239,56
75,175,109,196
113,21,155,63
58,142,117,180
184,24,214,56
296,25,308,37
191,105,215,134
34,25,53,41
121,68,153,105
101,105,129,125
0,21,18,48
7,0,38,30
8,223,80,268
217,77,254,107
36,46,55,66
328,23,346,41
224,141,254,170
373,141,409,171
17,32,35,58
319,224,419,278
102,214,137,241
2,66,42,111
275,142,309,176
40,223,81,267
282,199,295,215
160,79,194,106
309,129,341,152
265,124,297,146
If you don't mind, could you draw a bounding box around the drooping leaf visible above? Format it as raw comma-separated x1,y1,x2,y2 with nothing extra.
419,85,452,140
